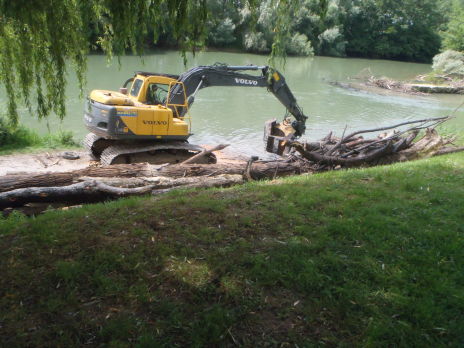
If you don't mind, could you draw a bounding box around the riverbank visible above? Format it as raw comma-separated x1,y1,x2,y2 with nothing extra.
1,152,463,346
334,73,464,96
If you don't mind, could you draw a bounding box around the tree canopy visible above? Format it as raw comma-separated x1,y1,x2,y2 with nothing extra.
441,0,464,52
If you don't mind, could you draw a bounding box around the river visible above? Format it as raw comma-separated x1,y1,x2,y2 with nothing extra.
4,51,464,157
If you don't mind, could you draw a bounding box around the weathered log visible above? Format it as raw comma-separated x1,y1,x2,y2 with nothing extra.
0,175,244,209
76,174,243,189
158,160,306,179
432,146,464,156
0,181,152,209
0,160,305,193
0,120,458,212
151,174,244,195
0,172,74,192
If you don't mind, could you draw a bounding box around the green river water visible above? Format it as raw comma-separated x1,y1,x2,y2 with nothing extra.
4,50,464,157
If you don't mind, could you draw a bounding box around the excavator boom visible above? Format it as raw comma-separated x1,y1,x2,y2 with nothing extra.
168,64,308,138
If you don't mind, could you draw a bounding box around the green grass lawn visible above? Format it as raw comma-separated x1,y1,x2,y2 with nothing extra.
1,153,463,347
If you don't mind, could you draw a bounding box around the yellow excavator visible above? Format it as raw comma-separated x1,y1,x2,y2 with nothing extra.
84,64,308,165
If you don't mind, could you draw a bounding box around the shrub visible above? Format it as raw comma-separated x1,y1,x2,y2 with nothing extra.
207,18,236,47
0,117,78,152
432,50,464,76
0,117,40,147
287,33,314,56
318,26,346,57
243,32,269,53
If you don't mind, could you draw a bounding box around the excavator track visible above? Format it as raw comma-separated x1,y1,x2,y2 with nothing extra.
84,133,112,160
99,142,215,166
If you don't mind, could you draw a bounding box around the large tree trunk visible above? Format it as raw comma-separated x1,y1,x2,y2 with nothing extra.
0,175,244,209
0,160,306,193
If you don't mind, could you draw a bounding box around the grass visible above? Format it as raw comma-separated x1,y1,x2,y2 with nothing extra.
0,153,463,347
0,118,79,155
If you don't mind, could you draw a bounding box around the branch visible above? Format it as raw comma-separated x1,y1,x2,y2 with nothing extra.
0,181,155,209
327,116,451,156
180,144,229,165
291,140,393,166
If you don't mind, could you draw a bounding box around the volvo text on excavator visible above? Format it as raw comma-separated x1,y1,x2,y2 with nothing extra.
84,64,308,165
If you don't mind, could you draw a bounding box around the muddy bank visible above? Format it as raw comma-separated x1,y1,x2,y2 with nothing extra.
0,151,92,176
0,146,249,176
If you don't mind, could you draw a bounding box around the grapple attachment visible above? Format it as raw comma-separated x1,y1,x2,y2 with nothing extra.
264,118,296,156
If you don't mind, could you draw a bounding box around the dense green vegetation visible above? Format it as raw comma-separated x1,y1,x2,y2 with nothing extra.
1,153,463,346
442,0,464,52
0,117,78,154
432,50,464,77
205,0,446,62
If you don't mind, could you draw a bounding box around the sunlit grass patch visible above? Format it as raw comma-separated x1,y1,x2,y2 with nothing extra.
164,257,213,288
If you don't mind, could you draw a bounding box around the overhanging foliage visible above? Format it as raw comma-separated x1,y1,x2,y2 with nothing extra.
0,1,225,124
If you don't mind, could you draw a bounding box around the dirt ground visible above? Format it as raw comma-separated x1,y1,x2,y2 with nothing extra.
0,146,248,176
0,150,93,176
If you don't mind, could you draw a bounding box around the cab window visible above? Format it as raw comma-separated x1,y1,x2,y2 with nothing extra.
146,83,169,105
130,79,143,97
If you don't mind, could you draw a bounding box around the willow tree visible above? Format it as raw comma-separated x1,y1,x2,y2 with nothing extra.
0,0,325,126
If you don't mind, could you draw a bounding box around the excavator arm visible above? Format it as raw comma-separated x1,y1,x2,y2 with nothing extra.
168,64,308,138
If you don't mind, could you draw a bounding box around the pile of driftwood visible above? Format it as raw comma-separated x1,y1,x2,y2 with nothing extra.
0,116,462,213
290,116,461,168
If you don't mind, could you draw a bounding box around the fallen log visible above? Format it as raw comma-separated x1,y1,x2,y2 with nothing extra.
0,160,306,193
0,172,75,193
432,146,464,156
325,116,450,156
0,175,244,209
76,174,243,189
0,181,138,209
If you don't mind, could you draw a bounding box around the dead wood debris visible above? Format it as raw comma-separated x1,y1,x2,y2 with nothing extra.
0,116,462,212
289,116,459,169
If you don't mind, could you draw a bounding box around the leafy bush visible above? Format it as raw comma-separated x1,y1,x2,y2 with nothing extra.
45,131,79,147
207,18,236,47
243,32,269,53
0,117,40,148
432,50,464,76
441,1,464,52
287,33,314,56
0,117,78,152
318,26,346,57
